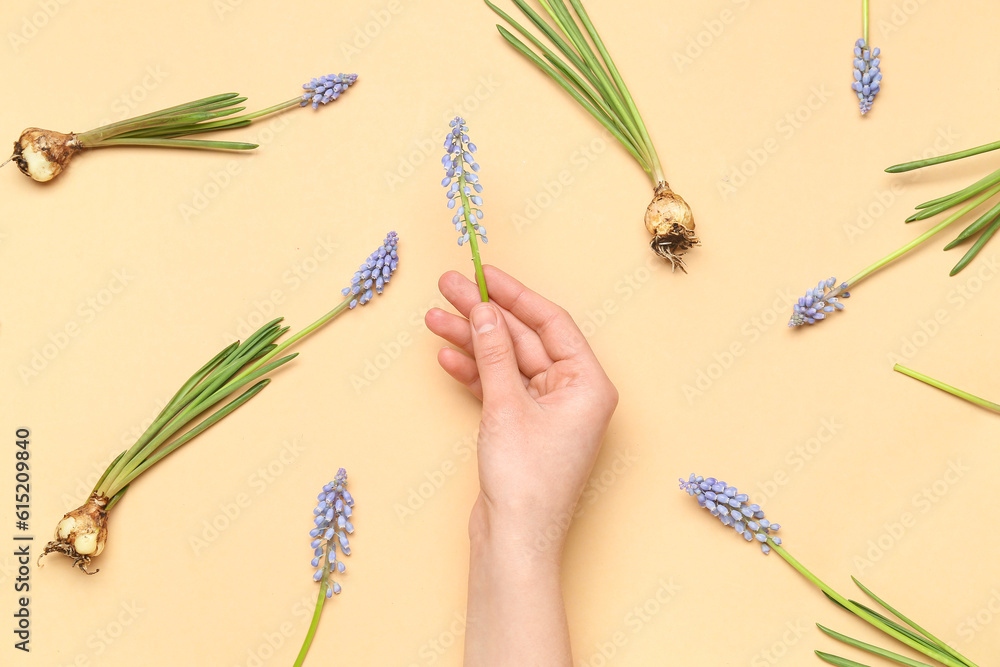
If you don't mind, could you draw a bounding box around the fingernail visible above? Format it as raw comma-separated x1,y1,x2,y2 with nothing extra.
471,303,497,334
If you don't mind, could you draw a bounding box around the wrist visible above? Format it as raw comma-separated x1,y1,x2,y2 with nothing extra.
469,493,567,569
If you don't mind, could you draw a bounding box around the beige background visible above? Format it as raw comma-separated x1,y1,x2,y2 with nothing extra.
2,0,999,665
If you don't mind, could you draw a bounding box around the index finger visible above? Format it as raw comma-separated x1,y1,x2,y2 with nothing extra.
481,265,596,362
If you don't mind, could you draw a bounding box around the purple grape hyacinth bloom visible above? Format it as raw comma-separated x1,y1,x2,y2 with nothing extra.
301,73,358,109
442,117,487,247
788,277,850,327
680,474,781,554
309,469,354,598
342,231,399,309
852,39,881,115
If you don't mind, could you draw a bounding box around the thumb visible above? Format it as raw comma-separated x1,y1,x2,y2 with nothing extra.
469,302,524,405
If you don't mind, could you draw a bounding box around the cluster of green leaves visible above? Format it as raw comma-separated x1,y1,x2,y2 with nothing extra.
95,318,296,505
78,93,261,151
887,139,1000,276
816,578,978,667
485,0,663,183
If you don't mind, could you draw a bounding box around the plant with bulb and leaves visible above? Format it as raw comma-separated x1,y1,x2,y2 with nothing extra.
443,116,490,302
852,0,882,115
293,469,355,667
894,364,999,414
485,0,697,270
789,140,1000,328
681,474,981,667
39,232,398,574
3,73,357,183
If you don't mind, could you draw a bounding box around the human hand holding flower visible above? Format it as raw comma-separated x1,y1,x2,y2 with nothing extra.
425,265,618,666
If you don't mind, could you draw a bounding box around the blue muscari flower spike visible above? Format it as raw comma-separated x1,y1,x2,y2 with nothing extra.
851,39,881,115
788,277,850,327
442,117,487,247
342,231,399,309
679,474,781,555
301,73,358,109
309,469,354,598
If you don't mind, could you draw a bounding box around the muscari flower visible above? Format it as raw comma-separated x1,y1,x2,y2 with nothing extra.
679,474,781,554
301,73,358,109
309,469,354,598
442,117,487,247
342,231,399,309
787,277,850,327
852,40,881,115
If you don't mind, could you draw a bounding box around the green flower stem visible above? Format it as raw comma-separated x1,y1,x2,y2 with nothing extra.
238,295,354,383
293,563,333,667
894,364,1000,412
863,0,869,44
770,542,970,667
458,167,489,302
846,182,1000,287
886,139,1000,173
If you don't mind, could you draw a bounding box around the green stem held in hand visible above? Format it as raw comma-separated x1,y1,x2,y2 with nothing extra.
894,364,1000,413
459,167,489,302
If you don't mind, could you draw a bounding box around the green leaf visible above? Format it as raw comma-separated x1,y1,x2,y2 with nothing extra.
944,201,1000,248
486,0,645,155
494,25,648,170
817,624,936,666
96,137,258,151
852,578,977,667
816,651,870,667
905,169,1000,222
949,217,1000,275
816,651,874,667
114,380,271,488
886,138,1000,173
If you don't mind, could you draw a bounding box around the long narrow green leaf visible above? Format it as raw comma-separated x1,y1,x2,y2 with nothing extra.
544,0,646,152
99,340,241,489
944,201,1000,248
99,323,285,494
566,0,661,178
112,380,270,490
93,451,127,495
171,324,286,418
495,25,648,170
852,579,978,667
107,353,297,494
906,169,1000,222
887,139,1000,173
95,137,258,151
818,625,935,667
82,93,242,140
505,0,641,152
104,484,129,511
159,341,240,418
487,1,644,156
823,593,952,659
106,107,249,140
915,169,1000,209
117,119,253,140
816,651,874,667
